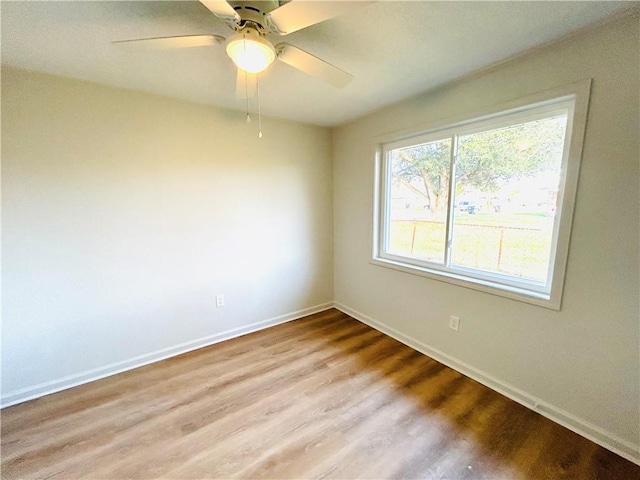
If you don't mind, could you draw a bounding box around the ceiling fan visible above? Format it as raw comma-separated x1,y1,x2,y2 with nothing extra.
115,0,374,92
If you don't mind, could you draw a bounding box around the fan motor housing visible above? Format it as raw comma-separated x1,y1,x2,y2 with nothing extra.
228,1,281,33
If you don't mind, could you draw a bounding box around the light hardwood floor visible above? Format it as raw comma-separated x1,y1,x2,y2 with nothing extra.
2,309,638,479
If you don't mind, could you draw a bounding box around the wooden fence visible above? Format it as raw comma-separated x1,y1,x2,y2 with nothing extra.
392,220,551,281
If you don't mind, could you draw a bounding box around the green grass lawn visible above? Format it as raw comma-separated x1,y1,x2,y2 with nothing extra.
388,212,553,281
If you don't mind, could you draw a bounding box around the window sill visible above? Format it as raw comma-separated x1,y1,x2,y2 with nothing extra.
370,256,561,310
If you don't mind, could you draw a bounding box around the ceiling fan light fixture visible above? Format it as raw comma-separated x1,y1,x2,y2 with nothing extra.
226,32,275,74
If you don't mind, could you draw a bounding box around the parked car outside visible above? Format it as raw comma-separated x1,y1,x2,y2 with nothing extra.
457,201,479,214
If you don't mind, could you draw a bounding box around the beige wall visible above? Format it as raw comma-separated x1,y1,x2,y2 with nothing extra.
1,67,333,400
333,15,639,458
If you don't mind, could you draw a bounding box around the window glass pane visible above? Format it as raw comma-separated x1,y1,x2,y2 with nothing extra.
387,138,451,264
451,114,568,282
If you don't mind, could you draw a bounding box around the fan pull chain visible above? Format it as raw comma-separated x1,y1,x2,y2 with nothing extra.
257,74,263,138
245,70,251,123
243,36,251,124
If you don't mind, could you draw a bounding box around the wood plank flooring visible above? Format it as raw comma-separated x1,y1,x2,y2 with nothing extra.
2,309,638,479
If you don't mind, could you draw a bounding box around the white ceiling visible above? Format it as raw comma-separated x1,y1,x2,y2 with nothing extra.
1,1,634,127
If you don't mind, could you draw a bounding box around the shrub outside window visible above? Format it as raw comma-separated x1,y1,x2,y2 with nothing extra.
373,83,590,309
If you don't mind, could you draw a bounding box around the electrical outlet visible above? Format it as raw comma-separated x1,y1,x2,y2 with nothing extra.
449,315,460,331
216,294,225,308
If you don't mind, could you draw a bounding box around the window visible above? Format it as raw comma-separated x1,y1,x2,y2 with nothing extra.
373,82,590,309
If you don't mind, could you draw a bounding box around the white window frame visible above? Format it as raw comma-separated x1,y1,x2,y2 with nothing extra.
372,80,591,310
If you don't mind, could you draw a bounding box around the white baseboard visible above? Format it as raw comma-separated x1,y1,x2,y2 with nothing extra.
1,302,334,409
333,302,640,466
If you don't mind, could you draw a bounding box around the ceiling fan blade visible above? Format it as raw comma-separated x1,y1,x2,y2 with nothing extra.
266,0,376,35
276,43,352,88
236,69,257,99
199,0,240,24
113,34,225,49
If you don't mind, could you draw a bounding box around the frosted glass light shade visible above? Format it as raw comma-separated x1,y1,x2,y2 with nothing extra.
226,33,276,74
